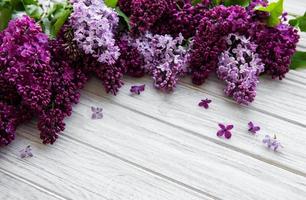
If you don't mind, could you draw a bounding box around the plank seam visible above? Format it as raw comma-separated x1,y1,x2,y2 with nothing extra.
80,89,306,179
62,134,222,200
0,167,69,200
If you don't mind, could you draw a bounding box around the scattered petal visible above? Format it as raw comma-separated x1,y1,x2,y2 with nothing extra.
19,145,33,158
217,123,234,139
130,84,145,95
262,135,283,151
198,99,212,109
91,107,103,120
248,121,260,135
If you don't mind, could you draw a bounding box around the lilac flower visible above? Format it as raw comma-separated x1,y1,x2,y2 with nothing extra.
198,99,212,109
217,34,265,105
91,107,103,120
0,16,53,113
263,135,283,151
135,32,190,91
252,23,299,79
217,124,234,139
130,85,145,95
19,145,33,158
128,0,175,34
190,5,251,85
248,121,260,135
69,0,120,65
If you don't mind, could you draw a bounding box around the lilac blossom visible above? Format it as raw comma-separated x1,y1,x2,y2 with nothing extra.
0,15,53,113
217,34,265,105
198,99,212,109
217,123,234,139
69,0,120,65
19,145,33,158
263,135,283,151
190,5,251,85
252,23,299,79
248,121,260,135
91,107,103,119
130,85,145,95
135,32,190,91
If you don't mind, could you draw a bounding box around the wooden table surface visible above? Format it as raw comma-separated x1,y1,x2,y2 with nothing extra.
1,1,306,199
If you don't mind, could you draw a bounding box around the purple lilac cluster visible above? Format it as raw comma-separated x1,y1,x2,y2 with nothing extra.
66,0,125,95
252,23,299,79
0,16,52,146
190,5,251,85
134,32,190,91
153,0,210,38
127,0,175,35
70,0,120,65
117,32,190,91
0,16,87,146
117,34,146,77
37,39,87,144
217,34,264,105
0,15,53,113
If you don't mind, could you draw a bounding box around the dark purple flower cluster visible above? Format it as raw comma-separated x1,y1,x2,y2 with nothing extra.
252,23,299,79
37,39,87,144
126,0,176,34
116,35,145,77
0,16,87,146
153,1,210,38
0,15,53,113
58,24,124,95
190,5,251,85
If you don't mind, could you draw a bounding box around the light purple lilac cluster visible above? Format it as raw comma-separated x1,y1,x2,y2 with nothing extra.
119,32,190,91
70,0,120,65
217,34,265,105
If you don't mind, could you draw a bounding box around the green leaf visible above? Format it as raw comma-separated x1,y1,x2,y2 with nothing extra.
105,0,118,8
24,4,43,19
223,0,251,7
21,0,43,20
115,7,131,30
289,12,306,32
255,0,284,27
41,2,72,38
212,0,222,6
191,0,202,6
290,51,306,69
0,7,12,31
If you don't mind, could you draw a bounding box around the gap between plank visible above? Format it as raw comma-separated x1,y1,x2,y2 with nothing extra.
180,80,306,128
0,167,69,200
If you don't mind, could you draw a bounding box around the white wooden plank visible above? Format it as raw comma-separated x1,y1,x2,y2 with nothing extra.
0,171,62,200
84,77,306,176
20,86,306,200
284,0,306,16
0,130,212,200
179,76,306,127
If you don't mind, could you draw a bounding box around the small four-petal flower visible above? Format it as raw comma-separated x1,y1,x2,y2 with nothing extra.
19,145,33,158
217,123,234,139
263,135,283,151
198,98,212,109
130,84,145,95
91,107,103,119
248,121,260,135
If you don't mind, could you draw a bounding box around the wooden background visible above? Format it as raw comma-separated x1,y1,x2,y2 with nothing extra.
1,0,306,199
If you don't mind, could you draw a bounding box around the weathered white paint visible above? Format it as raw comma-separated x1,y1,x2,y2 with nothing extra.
1,1,306,199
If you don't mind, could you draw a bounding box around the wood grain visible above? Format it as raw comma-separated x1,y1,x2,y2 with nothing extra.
0,128,212,200
0,0,306,200
0,171,62,200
